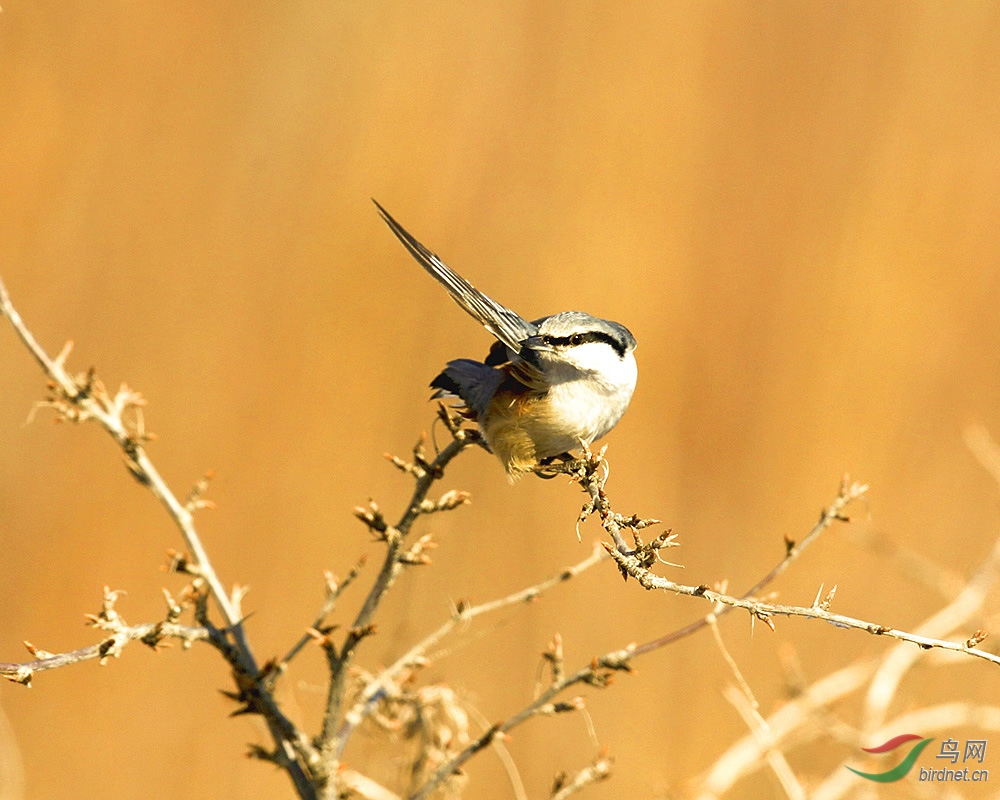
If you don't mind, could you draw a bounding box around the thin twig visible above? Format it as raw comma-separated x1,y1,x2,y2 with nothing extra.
549,751,613,799
604,477,998,668
333,543,607,758
0,276,238,627
608,545,1000,667
709,616,806,800
695,430,1000,800
613,470,997,667
0,622,209,686
279,557,368,670
319,428,477,762
630,478,868,657
0,276,319,799
408,644,636,800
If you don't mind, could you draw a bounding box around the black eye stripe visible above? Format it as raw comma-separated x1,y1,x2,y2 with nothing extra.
542,331,627,358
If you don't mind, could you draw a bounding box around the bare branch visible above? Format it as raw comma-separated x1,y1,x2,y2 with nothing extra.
0,622,209,686
549,750,613,799
333,543,607,758
695,432,1000,800
318,428,477,767
609,541,1000,667
0,586,210,686
710,616,806,800
626,478,868,657
595,477,997,668
0,276,238,627
278,556,368,671
408,643,636,800
1,276,320,798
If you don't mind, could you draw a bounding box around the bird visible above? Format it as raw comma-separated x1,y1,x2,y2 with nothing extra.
374,200,637,479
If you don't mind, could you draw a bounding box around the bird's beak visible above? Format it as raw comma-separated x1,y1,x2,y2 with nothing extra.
521,335,554,352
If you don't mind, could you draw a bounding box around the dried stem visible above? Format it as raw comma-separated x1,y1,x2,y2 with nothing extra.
709,615,806,800
0,622,208,686
0,276,318,798
630,478,868,656
333,543,607,759
316,423,478,783
611,547,1000,666
694,515,1000,799
1,276,240,627
549,751,613,799
408,641,635,800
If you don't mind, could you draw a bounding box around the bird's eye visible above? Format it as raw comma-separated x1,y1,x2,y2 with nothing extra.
570,333,584,346
541,335,553,345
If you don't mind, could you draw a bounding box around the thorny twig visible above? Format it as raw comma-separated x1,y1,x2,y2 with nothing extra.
0,276,318,798
0,277,240,628
0,587,208,686
408,643,636,800
694,507,1000,799
565,458,993,668
317,416,477,761
630,476,869,657
556,443,670,565
332,543,608,759
600,478,1000,666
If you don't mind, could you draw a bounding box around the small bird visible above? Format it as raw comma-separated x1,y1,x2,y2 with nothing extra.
374,200,637,478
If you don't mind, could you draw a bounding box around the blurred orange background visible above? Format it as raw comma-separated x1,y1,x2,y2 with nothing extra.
2,3,1000,799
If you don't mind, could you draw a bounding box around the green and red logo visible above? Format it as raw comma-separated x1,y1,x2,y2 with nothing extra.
846,734,935,782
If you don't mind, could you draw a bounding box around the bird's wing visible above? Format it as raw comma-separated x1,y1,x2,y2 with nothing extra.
374,200,537,355
482,339,548,392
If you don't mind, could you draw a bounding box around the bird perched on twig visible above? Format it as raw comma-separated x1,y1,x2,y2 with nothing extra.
375,200,637,479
